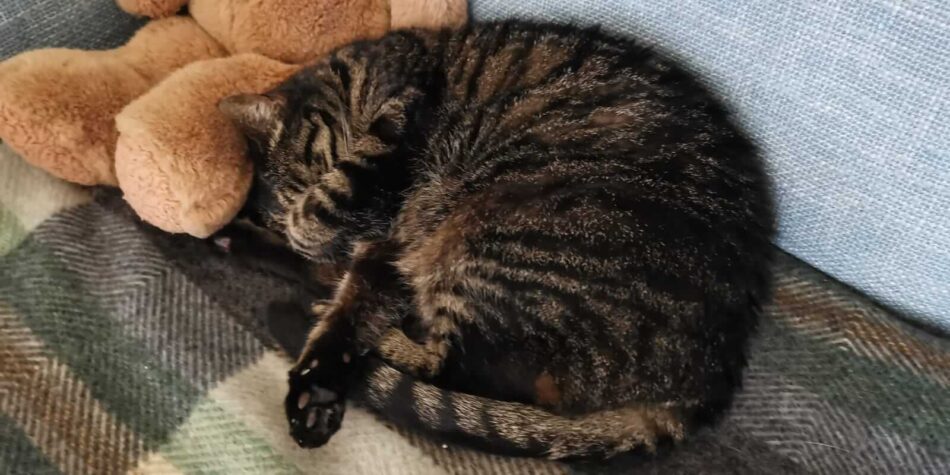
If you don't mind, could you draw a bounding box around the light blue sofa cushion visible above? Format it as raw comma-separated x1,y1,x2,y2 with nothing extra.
0,0,143,60
472,0,950,330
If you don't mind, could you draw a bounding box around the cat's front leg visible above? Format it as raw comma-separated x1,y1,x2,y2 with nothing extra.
285,241,407,448
285,300,357,447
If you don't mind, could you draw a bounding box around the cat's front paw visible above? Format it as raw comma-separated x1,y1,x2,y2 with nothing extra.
285,359,347,448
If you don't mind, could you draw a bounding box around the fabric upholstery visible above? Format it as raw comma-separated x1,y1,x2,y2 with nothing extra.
471,0,950,331
2,142,949,473
0,0,144,60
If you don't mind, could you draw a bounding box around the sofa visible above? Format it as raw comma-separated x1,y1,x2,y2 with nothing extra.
1,1,947,473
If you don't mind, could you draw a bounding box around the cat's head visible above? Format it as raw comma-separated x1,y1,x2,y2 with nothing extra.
219,44,430,262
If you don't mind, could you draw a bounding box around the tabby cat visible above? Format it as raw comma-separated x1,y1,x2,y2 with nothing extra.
219,20,775,460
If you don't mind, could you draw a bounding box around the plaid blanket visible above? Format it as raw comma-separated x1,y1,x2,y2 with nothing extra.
1,144,948,474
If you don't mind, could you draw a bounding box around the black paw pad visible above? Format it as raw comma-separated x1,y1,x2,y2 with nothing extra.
285,363,347,448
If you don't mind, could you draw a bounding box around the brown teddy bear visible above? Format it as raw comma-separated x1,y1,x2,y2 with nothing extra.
0,0,467,237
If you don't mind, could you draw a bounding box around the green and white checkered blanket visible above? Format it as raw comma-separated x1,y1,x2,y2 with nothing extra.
1,144,947,474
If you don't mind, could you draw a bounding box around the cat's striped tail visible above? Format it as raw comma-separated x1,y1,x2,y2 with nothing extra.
353,358,688,460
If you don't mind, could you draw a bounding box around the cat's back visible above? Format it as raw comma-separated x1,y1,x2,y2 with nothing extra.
405,23,776,313
432,21,644,103
421,21,759,179
408,21,773,247
394,21,775,411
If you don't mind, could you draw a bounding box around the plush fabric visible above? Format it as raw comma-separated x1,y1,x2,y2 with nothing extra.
0,17,225,186
471,0,950,331
2,145,948,473
0,0,467,239
0,0,144,60
115,54,298,238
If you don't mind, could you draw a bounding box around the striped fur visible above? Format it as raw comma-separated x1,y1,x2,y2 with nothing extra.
355,358,687,459
220,21,775,459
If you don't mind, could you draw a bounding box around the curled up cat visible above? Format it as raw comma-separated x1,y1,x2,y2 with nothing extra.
218,20,775,460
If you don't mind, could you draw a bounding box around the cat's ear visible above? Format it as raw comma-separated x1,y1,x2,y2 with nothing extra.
219,94,285,144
